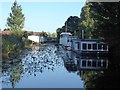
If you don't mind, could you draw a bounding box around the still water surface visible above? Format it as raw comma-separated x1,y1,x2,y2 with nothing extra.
2,45,85,88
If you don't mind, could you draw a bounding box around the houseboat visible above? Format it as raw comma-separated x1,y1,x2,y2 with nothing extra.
59,32,72,46
71,39,108,55
39,36,47,43
59,32,79,50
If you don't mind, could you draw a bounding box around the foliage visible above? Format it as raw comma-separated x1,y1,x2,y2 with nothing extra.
79,3,95,39
65,16,80,36
2,35,24,57
23,31,28,39
3,28,10,31
89,2,120,57
41,31,48,37
56,16,80,38
47,32,57,38
56,28,63,39
7,0,25,36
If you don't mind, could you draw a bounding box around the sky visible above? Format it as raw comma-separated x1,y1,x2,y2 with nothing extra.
0,0,86,33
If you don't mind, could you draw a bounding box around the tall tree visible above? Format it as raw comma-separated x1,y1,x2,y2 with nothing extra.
7,0,25,35
65,16,80,36
56,16,80,38
90,2,119,41
56,28,62,39
79,3,95,39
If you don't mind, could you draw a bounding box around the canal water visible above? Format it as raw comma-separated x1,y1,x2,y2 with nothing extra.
2,44,119,88
2,44,84,88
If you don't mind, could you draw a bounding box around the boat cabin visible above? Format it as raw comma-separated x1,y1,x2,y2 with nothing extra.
71,39,108,53
59,32,72,46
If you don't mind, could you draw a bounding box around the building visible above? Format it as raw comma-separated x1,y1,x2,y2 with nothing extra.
0,31,11,35
28,35,40,43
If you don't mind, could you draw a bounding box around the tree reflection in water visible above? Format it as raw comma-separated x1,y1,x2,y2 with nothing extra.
63,50,120,89
2,59,23,88
2,45,63,88
2,45,120,89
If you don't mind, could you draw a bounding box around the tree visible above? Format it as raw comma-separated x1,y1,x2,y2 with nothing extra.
56,16,80,39
52,33,57,38
7,0,25,36
23,31,28,39
79,3,95,39
89,2,120,52
41,31,48,37
56,28,62,39
65,16,80,36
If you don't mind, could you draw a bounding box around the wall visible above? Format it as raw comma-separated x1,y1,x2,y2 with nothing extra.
28,35,39,43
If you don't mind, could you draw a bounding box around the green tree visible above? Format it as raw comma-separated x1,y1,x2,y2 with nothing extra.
56,28,62,39
52,33,57,38
7,0,25,36
79,3,95,39
23,31,28,39
65,16,80,36
41,31,48,37
89,2,120,57
56,16,80,39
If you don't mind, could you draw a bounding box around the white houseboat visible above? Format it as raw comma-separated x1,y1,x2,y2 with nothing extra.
39,36,47,43
59,32,72,46
71,39,108,54
59,32,80,49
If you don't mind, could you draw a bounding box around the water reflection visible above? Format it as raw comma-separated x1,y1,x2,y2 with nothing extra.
22,45,63,75
2,45,120,88
63,50,108,71
2,45,64,88
2,59,23,88
63,50,120,89
3,45,84,88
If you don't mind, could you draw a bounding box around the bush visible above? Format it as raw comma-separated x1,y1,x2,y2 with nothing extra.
2,35,24,57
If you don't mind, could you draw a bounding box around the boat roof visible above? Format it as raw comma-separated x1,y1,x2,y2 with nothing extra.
72,39,107,43
60,32,72,35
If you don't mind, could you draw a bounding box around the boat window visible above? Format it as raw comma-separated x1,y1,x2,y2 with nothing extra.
88,44,91,49
92,61,96,67
98,44,102,49
77,42,80,49
103,61,107,67
82,61,86,67
83,43,87,50
88,61,91,66
103,44,107,50
93,44,97,50
98,61,101,67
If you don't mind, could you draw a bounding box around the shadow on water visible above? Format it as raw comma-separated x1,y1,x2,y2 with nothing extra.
2,44,120,89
